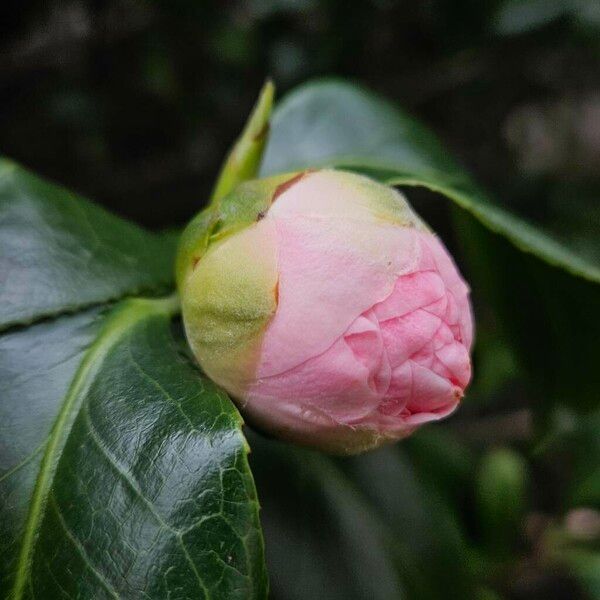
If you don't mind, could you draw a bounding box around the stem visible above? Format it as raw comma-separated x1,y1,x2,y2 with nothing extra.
210,79,275,204
141,292,181,318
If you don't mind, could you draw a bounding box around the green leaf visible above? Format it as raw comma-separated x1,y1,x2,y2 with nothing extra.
454,208,600,412
493,0,569,36
250,432,479,600
249,434,405,600
343,444,478,600
210,80,275,204
0,158,177,331
0,161,267,599
403,427,475,509
262,79,599,283
261,79,600,412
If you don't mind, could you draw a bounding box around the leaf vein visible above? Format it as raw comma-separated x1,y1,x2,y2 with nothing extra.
82,399,178,535
49,493,121,599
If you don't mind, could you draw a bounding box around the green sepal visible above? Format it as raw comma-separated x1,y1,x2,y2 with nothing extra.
175,172,299,289
210,80,275,204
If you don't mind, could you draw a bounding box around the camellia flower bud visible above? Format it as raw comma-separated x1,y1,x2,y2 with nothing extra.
177,169,473,454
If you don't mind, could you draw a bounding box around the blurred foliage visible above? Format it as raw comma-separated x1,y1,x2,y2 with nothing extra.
475,448,529,557
253,77,600,600
1,1,599,599
1,0,599,231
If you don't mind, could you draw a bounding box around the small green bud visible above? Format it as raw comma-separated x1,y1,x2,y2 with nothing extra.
475,448,528,556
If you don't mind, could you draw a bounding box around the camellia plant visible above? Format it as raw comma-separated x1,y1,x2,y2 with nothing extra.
1,80,599,599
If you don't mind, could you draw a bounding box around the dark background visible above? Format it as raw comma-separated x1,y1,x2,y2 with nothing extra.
1,0,599,254
1,2,599,599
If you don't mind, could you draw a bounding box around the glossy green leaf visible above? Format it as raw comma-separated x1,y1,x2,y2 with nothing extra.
261,79,600,412
0,159,177,331
1,307,105,595
0,162,267,599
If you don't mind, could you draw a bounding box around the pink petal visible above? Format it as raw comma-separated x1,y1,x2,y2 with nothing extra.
258,214,420,376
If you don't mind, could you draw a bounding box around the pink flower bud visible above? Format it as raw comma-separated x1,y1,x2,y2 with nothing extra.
179,170,473,454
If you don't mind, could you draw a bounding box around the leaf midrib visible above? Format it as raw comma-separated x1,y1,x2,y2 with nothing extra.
0,284,176,335
10,294,179,600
